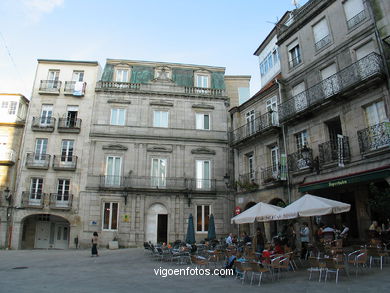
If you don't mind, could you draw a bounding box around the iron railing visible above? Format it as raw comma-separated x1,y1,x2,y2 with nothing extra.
347,10,367,30
49,193,72,210
52,155,77,170
58,118,82,132
99,175,129,188
39,80,61,93
64,81,86,95
184,87,225,96
26,153,50,169
229,112,279,145
237,172,260,191
279,53,384,121
31,117,56,131
187,179,216,191
21,191,44,208
315,34,331,51
127,176,187,190
357,122,390,154
96,81,141,90
318,136,351,165
288,148,313,172
261,165,281,183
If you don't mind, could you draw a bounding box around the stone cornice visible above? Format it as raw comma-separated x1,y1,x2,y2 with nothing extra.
102,144,128,151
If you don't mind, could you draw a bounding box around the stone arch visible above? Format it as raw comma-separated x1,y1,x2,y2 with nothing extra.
241,201,257,236
145,203,168,244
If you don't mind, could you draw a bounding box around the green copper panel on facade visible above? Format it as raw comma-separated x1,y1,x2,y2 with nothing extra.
101,64,114,81
130,66,154,84
172,68,194,87
211,72,225,89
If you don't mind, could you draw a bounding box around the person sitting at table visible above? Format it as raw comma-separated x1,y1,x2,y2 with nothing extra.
273,238,284,255
339,223,349,239
226,233,233,245
232,234,238,245
242,232,251,244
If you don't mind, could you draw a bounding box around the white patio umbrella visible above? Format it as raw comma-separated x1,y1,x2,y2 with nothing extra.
273,194,351,220
231,202,283,224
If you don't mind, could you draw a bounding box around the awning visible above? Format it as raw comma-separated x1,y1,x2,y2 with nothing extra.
298,165,390,192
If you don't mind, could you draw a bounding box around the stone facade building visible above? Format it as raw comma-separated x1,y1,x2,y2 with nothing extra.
0,93,29,248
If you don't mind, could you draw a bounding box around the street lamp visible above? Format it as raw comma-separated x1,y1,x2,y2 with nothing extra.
223,173,231,189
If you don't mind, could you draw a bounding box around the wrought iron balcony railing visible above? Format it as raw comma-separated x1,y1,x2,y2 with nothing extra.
288,148,313,172
21,191,45,208
64,81,86,96
58,118,82,133
230,111,279,145
318,136,351,165
53,155,77,170
237,172,259,191
347,10,367,30
184,87,225,96
39,80,61,93
126,176,187,190
49,193,72,210
315,34,331,51
261,165,281,183
96,81,141,90
188,178,216,191
279,53,384,122
31,117,56,132
26,153,50,169
357,122,390,154
0,149,16,165
99,175,129,188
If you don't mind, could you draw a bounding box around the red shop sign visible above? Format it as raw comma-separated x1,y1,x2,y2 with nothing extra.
234,206,242,215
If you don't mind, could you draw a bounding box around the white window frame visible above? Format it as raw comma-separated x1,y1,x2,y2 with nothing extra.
110,108,126,126
195,113,210,130
102,202,119,231
288,40,302,68
61,140,74,162
196,160,211,190
115,69,129,82
196,204,211,233
105,156,122,186
246,109,256,135
40,104,53,126
30,178,43,204
295,130,308,152
34,138,48,161
271,146,279,176
195,74,210,88
266,96,279,125
151,158,167,187
72,71,84,82
153,110,169,128
57,179,70,203
247,154,255,181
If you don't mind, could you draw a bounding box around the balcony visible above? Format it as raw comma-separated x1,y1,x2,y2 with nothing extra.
347,10,367,30
127,176,187,190
318,136,351,166
31,117,56,132
26,153,50,169
99,175,129,189
96,81,141,91
358,122,390,155
49,193,72,210
39,80,61,94
288,148,313,173
52,155,77,171
230,112,279,146
237,172,259,192
184,87,225,97
187,179,216,192
21,191,44,208
279,53,384,122
57,118,82,133
0,149,16,165
64,81,86,96
314,34,331,51
261,165,281,184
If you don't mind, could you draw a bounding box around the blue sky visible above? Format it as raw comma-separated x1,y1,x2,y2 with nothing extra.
0,0,308,98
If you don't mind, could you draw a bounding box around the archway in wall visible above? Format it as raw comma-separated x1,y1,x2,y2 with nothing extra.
21,214,70,249
145,203,168,244
268,198,287,239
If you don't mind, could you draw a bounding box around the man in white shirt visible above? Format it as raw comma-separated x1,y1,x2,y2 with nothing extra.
340,224,349,239
300,222,310,259
226,233,233,245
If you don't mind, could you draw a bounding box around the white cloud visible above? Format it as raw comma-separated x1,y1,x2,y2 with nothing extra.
22,0,64,22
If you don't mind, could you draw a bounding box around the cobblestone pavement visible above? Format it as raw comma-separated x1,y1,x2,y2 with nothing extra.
0,248,389,293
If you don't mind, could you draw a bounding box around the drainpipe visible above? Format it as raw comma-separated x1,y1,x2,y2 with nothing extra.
276,78,292,204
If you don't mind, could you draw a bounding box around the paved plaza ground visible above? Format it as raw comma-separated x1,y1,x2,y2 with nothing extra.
0,248,389,293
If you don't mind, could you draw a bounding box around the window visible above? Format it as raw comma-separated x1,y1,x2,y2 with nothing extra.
272,48,279,64
110,108,126,126
271,146,279,175
103,202,118,230
61,140,74,162
151,158,167,187
246,110,255,135
8,101,17,115
313,18,330,50
196,113,210,130
105,156,122,186
355,41,374,60
66,105,79,127
343,0,366,29
292,82,307,112
321,63,339,97
57,179,70,202
30,178,43,201
266,96,278,125
40,104,53,125
260,52,276,77
196,160,211,189
195,74,209,88
196,205,210,232
115,69,129,82
1,101,8,109
34,138,48,160
72,71,84,82
247,154,254,181
295,130,308,151
288,40,302,68
47,70,60,88
365,101,387,126
153,110,169,128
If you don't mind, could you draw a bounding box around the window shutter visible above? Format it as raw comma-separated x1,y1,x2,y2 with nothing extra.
313,18,329,43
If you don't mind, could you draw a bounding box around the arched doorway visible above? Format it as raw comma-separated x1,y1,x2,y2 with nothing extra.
145,203,168,244
241,201,256,236
269,198,287,238
21,214,70,249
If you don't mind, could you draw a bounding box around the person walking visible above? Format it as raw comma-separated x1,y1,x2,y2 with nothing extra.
254,227,265,253
91,232,99,257
300,222,310,259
